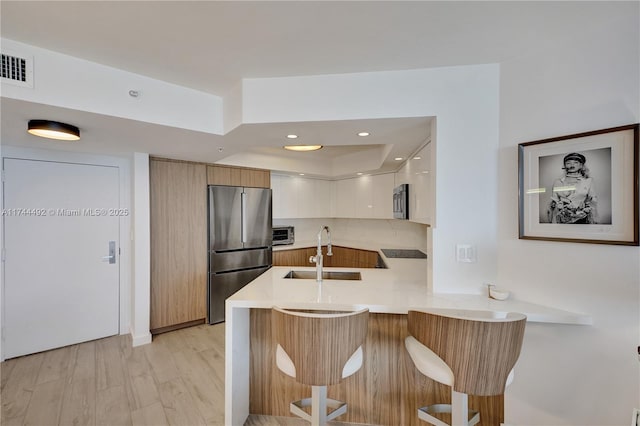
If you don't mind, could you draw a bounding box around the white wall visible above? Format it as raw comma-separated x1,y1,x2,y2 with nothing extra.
2,38,224,135
497,11,639,425
243,64,500,295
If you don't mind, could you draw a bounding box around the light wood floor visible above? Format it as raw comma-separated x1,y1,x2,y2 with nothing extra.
1,324,361,426
1,324,226,426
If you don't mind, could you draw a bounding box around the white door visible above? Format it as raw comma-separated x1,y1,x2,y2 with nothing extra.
3,158,120,359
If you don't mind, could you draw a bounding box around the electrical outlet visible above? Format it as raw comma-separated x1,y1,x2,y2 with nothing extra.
456,244,476,263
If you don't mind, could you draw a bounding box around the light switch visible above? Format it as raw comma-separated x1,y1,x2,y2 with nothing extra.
456,244,476,263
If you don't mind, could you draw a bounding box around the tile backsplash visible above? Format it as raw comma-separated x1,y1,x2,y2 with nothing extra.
273,218,429,251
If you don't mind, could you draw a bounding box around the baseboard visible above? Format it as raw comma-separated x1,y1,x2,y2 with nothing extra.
130,330,152,347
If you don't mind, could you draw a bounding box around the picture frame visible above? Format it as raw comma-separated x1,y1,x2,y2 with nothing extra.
518,124,639,245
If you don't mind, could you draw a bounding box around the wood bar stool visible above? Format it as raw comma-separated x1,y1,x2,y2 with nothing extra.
272,306,369,426
405,309,526,426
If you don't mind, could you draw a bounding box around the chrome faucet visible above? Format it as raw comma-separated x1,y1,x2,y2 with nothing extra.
309,225,333,282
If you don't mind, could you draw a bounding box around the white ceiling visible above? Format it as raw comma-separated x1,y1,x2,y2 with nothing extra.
0,1,632,176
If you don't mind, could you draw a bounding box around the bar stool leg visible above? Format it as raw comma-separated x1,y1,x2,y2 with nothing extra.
451,390,467,426
290,385,348,425
451,390,479,426
312,385,328,425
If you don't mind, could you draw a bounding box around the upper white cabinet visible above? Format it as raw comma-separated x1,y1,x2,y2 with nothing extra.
272,174,333,219
395,142,433,225
272,172,394,219
334,177,356,218
336,174,394,218
370,174,395,218
271,174,294,218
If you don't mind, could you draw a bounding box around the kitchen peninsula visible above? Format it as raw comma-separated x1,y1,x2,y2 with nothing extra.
225,248,591,425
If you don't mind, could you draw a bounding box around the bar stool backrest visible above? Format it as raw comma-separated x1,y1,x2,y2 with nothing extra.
272,307,369,386
407,309,526,396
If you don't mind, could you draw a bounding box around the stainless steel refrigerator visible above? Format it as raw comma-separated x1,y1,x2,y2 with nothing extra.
208,185,272,324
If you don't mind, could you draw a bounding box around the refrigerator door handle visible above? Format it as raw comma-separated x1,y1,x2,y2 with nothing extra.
241,190,247,244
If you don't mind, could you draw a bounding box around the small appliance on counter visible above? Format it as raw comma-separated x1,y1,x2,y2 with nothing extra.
273,225,295,246
208,185,272,324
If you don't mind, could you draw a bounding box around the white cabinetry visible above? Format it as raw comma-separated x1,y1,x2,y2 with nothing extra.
334,173,394,219
306,178,333,218
272,174,333,219
334,177,356,218
271,174,294,219
371,174,395,218
272,172,394,219
395,142,433,224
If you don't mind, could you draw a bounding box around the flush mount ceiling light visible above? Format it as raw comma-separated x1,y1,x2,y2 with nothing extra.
283,145,323,152
394,157,404,161
286,134,298,139
27,120,80,141
357,132,370,137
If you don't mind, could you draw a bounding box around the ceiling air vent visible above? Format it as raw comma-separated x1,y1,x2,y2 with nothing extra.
1,52,33,88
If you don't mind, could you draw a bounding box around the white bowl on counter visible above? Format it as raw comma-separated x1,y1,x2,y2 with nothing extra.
489,287,510,301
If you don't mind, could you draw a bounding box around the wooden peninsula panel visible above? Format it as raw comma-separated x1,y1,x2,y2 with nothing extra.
249,309,504,426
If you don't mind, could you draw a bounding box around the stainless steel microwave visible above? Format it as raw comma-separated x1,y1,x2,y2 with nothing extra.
273,226,295,245
393,184,409,220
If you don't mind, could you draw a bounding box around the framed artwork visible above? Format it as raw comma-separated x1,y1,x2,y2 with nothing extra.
518,124,639,245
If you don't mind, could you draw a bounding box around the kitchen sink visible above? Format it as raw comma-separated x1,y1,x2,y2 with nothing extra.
283,270,362,280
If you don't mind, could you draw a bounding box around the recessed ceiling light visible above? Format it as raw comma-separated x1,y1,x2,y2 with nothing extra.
394,157,403,161
27,119,80,141
299,173,305,176
283,145,323,152
357,132,370,137
413,156,421,160
356,172,363,175
286,134,298,139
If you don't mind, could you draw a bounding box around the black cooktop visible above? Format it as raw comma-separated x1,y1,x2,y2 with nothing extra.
380,249,428,259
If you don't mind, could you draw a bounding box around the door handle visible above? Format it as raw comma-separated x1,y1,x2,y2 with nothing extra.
102,241,116,264
241,191,247,244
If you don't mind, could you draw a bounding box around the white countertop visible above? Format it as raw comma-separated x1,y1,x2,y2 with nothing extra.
228,264,592,325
